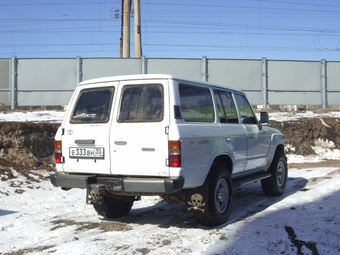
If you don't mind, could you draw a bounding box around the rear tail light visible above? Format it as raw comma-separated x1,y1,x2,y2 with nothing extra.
55,140,63,163
169,140,181,167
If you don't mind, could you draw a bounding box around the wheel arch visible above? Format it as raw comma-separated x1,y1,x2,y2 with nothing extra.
275,143,285,154
211,154,233,176
266,143,286,171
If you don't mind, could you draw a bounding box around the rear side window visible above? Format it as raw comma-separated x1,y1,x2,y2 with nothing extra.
214,90,239,123
118,84,163,123
179,84,214,122
71,87,114,124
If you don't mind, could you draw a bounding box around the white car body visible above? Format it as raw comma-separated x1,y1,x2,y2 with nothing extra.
51,74,286,226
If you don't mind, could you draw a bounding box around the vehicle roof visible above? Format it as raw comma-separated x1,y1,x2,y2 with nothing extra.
78,74,243,93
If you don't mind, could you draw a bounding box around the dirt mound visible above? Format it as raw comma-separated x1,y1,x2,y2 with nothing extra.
0,117,339,179
0,122,59,176
269,118,340,155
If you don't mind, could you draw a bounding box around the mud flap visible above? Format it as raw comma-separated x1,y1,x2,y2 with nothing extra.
185,177,210,213
86,184,105,204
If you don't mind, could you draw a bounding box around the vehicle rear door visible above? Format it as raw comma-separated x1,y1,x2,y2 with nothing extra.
61,83,117,174
109,80,170,177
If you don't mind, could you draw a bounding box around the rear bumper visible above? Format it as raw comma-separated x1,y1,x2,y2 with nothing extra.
50,172,185,195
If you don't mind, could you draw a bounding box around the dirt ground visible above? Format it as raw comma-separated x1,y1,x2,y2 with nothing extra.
0,117,339,179
269,117,340,169
0,122,59,176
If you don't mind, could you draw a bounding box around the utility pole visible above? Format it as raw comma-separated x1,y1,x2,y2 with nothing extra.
134,0,142,58
119,0,123,57
122,0,131,58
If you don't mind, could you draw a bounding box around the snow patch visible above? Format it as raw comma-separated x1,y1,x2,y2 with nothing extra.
320,118,331,128
312,138,340,160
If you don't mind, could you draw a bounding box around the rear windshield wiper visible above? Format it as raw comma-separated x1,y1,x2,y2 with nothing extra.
73,113,96,119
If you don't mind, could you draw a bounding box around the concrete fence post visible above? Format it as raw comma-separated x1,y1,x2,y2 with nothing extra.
141,55,147,74
320,59,327,109
76,56,82,85
201,56,208,81
10,56,18,110
261,57,268,109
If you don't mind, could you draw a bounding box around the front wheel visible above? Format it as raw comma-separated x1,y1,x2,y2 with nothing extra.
261,150,288,196
195,163,233,226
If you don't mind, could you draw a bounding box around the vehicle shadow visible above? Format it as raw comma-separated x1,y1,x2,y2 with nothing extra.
0,209,17,217
103,175,308,229
226,176,308,226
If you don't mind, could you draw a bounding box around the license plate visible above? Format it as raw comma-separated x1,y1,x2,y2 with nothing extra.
69,147,104,159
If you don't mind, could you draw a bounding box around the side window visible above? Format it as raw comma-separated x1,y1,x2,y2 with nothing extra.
234,93,257,124
214,90,226,123
179,84,214,123
71,87,114,124
118,84,163,123
214,90,239,124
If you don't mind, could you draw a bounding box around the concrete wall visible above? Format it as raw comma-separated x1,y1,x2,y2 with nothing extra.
0,57,338,108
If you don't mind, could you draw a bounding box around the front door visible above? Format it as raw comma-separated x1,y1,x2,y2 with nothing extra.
234,93,268,171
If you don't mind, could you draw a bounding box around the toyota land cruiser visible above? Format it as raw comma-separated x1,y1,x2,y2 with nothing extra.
50,74,287,226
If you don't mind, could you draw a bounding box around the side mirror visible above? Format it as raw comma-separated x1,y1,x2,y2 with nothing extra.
260,111,269,125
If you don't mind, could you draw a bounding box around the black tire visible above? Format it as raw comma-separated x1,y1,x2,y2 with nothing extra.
261,150,288,196
93,194,134,218
195,163,233,226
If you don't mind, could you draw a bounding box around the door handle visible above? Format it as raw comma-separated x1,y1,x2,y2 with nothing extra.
75,139,95,144
114,141,127,145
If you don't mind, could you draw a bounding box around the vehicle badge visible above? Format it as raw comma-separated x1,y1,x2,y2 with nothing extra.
67,129,73,135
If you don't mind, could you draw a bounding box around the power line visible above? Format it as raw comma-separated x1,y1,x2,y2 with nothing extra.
1,1,340,58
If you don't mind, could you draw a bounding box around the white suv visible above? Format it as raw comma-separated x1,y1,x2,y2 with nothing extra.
50,74,287,226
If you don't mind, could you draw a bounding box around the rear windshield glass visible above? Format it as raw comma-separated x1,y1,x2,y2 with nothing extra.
70,87,114,124
179,84,215,122
118,84,163,123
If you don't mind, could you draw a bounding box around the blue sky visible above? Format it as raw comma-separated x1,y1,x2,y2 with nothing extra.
1,0,340,60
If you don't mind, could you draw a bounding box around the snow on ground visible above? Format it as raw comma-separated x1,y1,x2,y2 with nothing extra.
0,110,339,254
0,110,65,123
269,110,340,122
0,167,339,255
1,109,340,123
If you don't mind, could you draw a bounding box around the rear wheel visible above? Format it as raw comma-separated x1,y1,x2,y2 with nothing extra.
261,150,288,196
195,163,233,226
93,194,134,218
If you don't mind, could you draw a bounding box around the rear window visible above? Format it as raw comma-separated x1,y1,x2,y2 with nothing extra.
118,84,163,123
179,84,214,122
70,87,114,124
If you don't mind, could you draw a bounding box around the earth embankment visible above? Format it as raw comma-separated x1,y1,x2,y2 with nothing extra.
0,118,339,173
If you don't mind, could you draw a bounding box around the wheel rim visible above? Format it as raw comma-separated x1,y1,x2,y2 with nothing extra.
215,178,228,213
276,161,286,187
